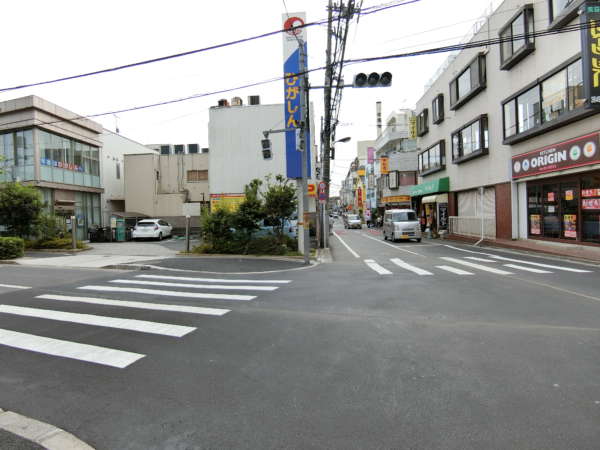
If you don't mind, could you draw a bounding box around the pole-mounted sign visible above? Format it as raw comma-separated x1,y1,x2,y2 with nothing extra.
282,13,311,178
581,1,600,107
318,181,327,203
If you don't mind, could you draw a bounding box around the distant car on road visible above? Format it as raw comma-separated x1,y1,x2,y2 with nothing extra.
132,219,173,241
344,213,362,229
382,209,421,242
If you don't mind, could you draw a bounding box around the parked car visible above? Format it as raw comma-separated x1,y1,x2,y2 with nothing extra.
132,219,173,241
382,209,422,242
253,218,298,239
344,213,362,229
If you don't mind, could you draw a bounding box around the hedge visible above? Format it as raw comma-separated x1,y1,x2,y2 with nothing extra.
0,237,24,259
32,238,87,250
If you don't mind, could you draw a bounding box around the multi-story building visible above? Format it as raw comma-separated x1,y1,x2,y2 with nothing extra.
208,97,317,213
100,130,157,225
0,96,103,240
414,0,600,246
123,151,209,229
374,108,418,213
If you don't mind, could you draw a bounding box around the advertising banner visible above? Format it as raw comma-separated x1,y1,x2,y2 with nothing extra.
210,194,245,212
380,157,389,174
512,131,600,178
564,214,577,238
581,2,600,107
308,183,316,197
530,214,541,235
582,198,600,209
367,147,375,164
283,13,311,179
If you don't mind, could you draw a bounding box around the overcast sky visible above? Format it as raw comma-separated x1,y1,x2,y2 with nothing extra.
0,0,502,191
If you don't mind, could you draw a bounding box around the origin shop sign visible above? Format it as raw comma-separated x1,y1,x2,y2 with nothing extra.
512,131,600,179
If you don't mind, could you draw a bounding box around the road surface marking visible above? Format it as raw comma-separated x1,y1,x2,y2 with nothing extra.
0,284,30,289
444,245,484,254
440,257,513,275
333,231,360,258
490,255,592,273
0,305,195,337
78,285,255,301
390,258,433,275
362,233,423,256
111,279,278,291
0,328,145,368
436,265,474,275
364,259,392,275
445,244,593,273
36,294,230,316
465,257,497,263
136,275,291,284
503,264,552,274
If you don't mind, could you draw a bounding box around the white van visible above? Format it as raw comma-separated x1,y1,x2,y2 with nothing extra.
382,209,422,242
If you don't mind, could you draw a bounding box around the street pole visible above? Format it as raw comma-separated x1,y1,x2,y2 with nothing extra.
299,38,310,265
321,0,334,249
70,215,77,249
185,215,191,253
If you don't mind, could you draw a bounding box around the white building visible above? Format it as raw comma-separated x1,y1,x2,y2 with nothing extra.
208,98,317,213
100,130,157,225
414,0,600,246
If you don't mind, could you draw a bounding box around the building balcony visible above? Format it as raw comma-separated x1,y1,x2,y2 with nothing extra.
375,127,408,152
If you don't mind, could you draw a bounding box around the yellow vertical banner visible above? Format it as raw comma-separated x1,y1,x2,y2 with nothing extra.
380,157,389,174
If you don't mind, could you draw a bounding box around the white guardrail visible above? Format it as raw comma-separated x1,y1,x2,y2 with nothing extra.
449,216,496,239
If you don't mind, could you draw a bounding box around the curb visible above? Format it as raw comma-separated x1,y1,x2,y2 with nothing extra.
0,408,94,450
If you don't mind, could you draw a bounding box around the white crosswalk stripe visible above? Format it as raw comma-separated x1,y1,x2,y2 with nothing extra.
364,259,392,275
136,274,291,284
465,257,497,263
390,258,433,275
436,265,474,275
0,305,196,337
36,294,230,316
110,279,278,291
439,257,514,275
1,275,290,368
0,328,145,368
490,255,592,273
503,264,552,274
78,285,256,301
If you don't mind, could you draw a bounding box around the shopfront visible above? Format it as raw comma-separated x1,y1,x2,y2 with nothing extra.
513,131,600,244
410,177,450,234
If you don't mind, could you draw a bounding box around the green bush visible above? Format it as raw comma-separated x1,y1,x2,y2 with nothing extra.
0,237,24,259
32,238,87,250
192,235,298,256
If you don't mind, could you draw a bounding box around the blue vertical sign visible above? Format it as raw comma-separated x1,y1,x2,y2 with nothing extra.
283,13,311,178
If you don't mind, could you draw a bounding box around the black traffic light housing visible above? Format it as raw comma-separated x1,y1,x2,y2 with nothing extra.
261,139,272,159
353,71,392,88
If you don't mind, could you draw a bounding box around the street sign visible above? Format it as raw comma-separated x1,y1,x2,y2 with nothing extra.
318,181,327,203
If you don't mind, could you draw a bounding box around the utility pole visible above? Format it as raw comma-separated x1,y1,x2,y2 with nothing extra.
298,37,310,265
321,0,334,249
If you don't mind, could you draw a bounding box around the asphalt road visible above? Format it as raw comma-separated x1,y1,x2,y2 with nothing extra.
1,225,600,449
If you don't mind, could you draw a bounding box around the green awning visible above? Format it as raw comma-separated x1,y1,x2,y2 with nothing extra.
410,177,450,197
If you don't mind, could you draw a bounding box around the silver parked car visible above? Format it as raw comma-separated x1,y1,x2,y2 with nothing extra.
132,219,173,241
382,209,422,242
343,213,362,229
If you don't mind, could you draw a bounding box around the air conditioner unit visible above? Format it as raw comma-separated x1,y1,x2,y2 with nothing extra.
248,95,260,105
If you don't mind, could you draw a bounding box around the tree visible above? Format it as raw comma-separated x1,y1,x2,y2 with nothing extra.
232,178,265,243
262,174,297,240
0,183,44,238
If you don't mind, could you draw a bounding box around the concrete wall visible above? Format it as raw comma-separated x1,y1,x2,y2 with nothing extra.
123,154,157,217
157,153,208,203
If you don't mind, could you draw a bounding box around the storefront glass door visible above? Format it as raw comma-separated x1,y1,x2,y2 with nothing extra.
542,184,560,238
582,174,600,243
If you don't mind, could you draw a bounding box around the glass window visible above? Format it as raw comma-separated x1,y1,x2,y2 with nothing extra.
561,183,578,239
542,70,567,123
542,184,560,239
451,116,488,162
511,12,526,53
567,59,584,110
500,28,512,62
504,101,517,138
582,174,600,243
527,185,542,236
517,86,541,133
116,162,121,180
391,212,417,222
551,0,575,20
457,70,471,98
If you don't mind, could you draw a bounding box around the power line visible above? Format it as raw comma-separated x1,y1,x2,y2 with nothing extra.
2,16,594,132
0,0,422,95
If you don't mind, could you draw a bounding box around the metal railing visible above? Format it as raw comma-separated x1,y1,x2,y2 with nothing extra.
449,216,496,239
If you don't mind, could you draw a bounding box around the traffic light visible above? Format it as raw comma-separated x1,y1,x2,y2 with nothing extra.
353,71,392,88
261,139,272,159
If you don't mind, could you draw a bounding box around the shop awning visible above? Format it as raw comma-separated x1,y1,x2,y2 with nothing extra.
410,177,450,197
421,193,449,204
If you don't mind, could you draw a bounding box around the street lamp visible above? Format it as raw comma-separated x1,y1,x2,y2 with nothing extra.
335,136,351,144
330,136,351,160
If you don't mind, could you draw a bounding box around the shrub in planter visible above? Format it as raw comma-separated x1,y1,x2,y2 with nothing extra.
33,238,86,250
0,237,24,259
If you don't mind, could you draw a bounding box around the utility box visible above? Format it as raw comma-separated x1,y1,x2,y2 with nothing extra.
115,218,126,242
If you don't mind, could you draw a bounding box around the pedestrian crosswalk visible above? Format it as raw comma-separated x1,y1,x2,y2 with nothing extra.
363,254,594,277
0,273,291,369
